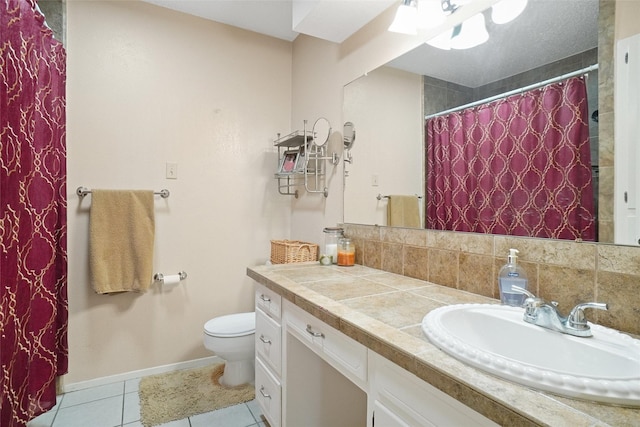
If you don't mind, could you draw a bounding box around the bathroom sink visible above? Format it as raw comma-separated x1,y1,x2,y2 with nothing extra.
422,304,640,407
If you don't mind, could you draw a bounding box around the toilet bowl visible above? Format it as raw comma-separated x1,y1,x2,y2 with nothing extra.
203,312,256,387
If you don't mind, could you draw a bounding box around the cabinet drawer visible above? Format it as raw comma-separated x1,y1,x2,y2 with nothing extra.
256,307,282,375
284,300,367,386
371,353,498,427
256,357,282,427
255,284,282,320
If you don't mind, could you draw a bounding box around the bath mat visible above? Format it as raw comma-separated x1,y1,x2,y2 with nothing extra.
139,363,255,427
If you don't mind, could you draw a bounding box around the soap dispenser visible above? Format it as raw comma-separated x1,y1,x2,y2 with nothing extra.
498,249,528,306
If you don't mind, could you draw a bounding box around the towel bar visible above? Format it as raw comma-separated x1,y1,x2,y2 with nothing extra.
76,186,170,198
377,194,422,200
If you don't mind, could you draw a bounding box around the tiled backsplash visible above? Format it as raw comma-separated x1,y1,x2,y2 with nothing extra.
342,224,640,336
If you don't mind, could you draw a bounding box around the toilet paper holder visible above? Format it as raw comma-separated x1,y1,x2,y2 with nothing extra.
153,271,188,283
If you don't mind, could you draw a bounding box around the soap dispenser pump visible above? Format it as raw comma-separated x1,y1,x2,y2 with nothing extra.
498,249,528,306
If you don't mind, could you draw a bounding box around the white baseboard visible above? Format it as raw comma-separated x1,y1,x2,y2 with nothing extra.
61,355,223,393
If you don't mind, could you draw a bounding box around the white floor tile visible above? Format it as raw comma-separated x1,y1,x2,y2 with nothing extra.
123,391,140,424
60,381,124,408
124,378,141,394
39,371,262,427
189,403,256,427
53,395,123,427
27,411,55,427
246,399,262,422
154,419,191,427
27,396,62,427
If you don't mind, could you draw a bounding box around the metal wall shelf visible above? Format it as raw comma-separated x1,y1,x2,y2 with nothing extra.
274,120,336,198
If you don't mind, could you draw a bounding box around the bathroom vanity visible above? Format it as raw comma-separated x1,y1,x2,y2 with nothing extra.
248,263,640,426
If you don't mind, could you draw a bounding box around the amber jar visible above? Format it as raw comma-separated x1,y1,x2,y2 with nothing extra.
337,238,355,267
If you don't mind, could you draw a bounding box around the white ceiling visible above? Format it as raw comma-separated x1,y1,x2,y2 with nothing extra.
142,0,396,43
141,0,599,87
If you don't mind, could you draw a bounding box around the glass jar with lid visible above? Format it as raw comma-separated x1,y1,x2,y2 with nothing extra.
337,238,355,267
323,227,344,264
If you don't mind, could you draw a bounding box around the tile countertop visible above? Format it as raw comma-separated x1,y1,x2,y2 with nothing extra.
247,262,640,427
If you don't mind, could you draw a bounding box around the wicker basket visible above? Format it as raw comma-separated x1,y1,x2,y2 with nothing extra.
270,240,319,264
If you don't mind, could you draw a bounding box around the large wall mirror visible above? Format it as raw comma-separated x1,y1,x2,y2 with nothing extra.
342,0,624,243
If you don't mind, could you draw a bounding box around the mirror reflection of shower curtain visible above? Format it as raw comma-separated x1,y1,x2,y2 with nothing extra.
425,76,596,241
1,0,68,425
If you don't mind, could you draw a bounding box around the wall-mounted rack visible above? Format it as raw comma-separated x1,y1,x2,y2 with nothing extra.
274,119,337,198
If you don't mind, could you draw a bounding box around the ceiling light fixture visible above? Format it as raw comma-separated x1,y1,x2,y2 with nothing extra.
425,0,527,50
388,0,528,50
388,0,419,35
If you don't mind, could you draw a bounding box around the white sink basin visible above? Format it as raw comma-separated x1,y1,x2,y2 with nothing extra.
422,304,640,407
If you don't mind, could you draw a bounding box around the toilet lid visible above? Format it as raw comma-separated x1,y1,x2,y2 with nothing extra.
204,312,255,338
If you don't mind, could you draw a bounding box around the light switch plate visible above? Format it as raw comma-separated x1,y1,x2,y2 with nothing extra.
166,162,178,180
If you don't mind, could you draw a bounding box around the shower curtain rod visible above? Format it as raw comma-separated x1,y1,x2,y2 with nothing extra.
425,64,599,120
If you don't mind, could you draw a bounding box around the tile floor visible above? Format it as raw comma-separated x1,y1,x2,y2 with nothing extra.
27,376,266,427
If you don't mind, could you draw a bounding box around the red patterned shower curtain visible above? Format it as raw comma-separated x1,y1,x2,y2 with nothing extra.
426,76,595,241
1,0,68,425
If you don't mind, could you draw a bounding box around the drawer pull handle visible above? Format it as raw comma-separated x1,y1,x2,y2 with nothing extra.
305,324,325,339
259,385,271,399
259,335,272,344
259,294,271,302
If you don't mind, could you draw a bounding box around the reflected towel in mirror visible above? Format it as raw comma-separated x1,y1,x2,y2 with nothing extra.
387,195,420,228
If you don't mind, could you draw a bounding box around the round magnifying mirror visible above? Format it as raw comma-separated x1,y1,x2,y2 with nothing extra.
343,122,356,150
312,117,331,147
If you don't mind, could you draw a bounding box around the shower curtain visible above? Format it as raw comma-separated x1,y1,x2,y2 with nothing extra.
1,0,68,425
426,76,595,241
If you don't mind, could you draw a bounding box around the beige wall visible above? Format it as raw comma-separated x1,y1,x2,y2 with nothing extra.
66,1,292,383
617,0,640,39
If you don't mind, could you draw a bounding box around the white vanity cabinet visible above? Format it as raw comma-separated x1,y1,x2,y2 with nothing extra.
254,283,496,427
254,285,282,427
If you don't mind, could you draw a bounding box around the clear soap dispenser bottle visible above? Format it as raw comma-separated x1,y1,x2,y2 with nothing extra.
498,249,528,306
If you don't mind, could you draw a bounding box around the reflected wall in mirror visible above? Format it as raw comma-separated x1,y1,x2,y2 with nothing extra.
343,66,424,227
343,0,616,242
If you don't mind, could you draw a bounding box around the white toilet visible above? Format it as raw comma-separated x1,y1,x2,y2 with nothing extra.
203,312,256,387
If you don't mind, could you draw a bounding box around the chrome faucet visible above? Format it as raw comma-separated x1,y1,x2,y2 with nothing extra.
512,286,608,337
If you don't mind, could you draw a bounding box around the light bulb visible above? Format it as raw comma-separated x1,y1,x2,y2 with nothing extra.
426,28,453,50
450,13,488,50
491,0,528,24
389,2,419,35
417,0,446,29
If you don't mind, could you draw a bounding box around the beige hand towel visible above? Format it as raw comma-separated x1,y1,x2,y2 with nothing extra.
387,195,421,228
89,190,155,294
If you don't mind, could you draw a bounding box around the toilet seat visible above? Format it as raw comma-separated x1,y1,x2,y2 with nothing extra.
204,312,255,338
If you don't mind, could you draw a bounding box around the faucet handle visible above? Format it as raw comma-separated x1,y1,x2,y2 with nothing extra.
567,302,608,332
511,286,545,316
